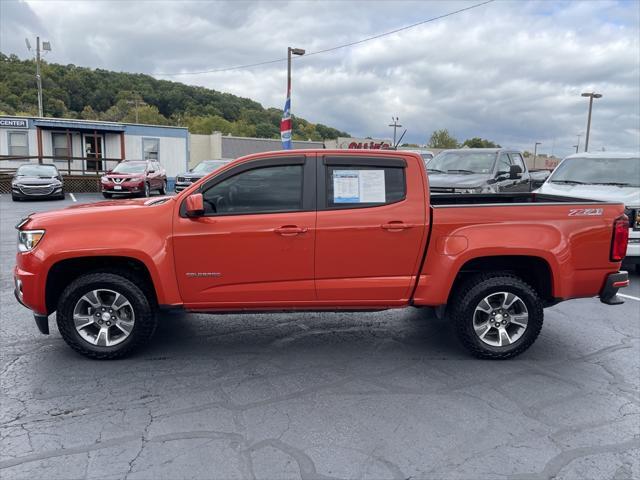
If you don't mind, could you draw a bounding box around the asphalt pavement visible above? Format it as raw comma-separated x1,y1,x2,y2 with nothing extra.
1,193,639,480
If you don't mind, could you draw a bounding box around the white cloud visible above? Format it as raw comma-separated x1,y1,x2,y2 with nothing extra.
2,0,638,156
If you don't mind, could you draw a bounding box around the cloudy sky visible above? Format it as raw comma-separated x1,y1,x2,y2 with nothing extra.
2,0,639,155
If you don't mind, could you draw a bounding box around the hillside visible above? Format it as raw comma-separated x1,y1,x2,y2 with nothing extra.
0,53,349,140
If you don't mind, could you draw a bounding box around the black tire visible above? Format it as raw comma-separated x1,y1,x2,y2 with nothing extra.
56,272,157,359
102,192,113,199
450,273,544,360
142,182,150,197
12,194,20,201
159,180,167,195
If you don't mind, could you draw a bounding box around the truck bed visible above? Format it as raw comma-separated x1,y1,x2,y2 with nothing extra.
430,192,611,206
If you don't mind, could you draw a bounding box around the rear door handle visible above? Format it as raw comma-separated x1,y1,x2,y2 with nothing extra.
381,222,414,231
274,225,308,236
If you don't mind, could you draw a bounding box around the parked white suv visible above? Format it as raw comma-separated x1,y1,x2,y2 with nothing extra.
536,152,640,271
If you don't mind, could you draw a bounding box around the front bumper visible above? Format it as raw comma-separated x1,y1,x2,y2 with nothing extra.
102,180,144,194
14,272,49,334
599,271,629,305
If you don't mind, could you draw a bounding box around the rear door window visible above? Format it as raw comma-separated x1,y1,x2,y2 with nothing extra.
324,159,406,209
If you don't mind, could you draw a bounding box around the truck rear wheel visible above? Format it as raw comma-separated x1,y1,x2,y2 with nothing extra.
56,272,157,359
450,273,543,359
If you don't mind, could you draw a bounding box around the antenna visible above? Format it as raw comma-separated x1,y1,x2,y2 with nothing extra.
394,129,407,149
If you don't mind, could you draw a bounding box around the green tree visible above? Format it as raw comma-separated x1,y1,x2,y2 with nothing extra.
427,129,459,149
462,137,501,148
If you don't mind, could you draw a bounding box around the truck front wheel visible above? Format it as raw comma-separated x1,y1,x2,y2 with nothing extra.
56,272,157,359
450,273,544,359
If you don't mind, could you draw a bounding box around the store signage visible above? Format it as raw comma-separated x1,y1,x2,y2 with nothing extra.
334,137,392,150
0,118,28,128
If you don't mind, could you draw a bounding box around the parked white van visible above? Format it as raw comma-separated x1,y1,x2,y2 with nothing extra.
536,152,640,271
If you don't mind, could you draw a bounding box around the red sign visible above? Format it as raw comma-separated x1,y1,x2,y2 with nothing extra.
348,141,391,150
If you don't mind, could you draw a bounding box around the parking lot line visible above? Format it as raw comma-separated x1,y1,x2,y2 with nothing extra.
70,193,77,202
619,293,640,301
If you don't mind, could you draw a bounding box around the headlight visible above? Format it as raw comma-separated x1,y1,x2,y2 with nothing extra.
18,230,45,252
100,177,109,183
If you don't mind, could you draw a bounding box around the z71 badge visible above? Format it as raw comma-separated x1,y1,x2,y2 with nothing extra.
568,208,604,217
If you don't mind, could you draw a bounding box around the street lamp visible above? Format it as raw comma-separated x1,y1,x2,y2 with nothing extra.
533,142,541,164
581,92,602,152
25,36,51,117
281,47,305,149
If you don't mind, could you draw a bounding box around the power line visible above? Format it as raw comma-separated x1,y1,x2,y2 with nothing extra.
154,0,495,76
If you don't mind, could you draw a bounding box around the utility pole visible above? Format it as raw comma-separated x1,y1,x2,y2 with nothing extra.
388,117,402,147
576,133,582,153
26,36,51,117
581,92,602,152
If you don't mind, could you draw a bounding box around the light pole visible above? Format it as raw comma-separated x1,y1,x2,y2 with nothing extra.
533,142,541,165
281,47,305,149
581,92,602,152
388,117,402,147
575,133,582,153
25,36,51,117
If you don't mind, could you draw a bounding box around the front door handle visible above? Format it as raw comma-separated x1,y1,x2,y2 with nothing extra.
274,225,308,236
381,222,414,231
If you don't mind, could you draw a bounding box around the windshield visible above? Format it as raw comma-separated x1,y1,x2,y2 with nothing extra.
191,161,227,174
549,157,640,187
16,164,58,177
420,153,433,161
113,162,146,174
428,151,496,174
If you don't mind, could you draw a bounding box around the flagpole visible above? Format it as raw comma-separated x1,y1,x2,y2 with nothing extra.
281,47,305,150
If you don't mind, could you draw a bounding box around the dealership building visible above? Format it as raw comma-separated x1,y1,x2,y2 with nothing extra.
0,116,189,180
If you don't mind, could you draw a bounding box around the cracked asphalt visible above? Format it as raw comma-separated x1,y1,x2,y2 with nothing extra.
1,193,639,480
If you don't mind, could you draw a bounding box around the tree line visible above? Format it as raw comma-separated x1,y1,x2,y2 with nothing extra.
424,129,501,149
0,53,349,141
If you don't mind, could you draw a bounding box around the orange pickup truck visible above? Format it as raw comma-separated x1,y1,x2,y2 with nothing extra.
14,150,630,360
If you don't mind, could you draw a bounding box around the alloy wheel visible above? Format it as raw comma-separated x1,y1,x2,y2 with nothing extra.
72,289,135,347
472,291,528,347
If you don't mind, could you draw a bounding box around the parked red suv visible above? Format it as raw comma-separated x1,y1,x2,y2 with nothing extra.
101,160,167,198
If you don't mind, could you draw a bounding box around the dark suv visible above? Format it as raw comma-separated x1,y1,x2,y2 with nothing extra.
174,160,229,192
101,160,167,198
11,163,65,201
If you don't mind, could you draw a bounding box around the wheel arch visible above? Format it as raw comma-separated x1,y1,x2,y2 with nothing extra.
448,255,555,305
45,255,158,314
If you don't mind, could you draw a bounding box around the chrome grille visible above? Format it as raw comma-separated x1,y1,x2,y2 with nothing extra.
19,184,54,195
110,177,125,184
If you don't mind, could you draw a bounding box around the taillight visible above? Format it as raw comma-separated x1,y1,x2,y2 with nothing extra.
610,216,629,262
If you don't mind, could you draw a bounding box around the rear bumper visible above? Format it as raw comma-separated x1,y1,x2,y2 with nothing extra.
599,271,629,305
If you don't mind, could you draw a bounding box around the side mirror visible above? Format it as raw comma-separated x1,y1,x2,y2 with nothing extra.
185,193,204,217
509,164,523,179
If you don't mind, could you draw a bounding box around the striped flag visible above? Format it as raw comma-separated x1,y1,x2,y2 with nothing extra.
280,91,292,150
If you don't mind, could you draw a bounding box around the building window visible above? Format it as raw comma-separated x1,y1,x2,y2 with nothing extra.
8,131,29,157
143,138,159,160
52,132,71,159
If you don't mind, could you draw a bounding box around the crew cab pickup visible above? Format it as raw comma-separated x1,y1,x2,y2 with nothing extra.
14,150,630,360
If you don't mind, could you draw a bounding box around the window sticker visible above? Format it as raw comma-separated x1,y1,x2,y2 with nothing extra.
359,170,385,202
332,169,386,203
333,170,360,203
